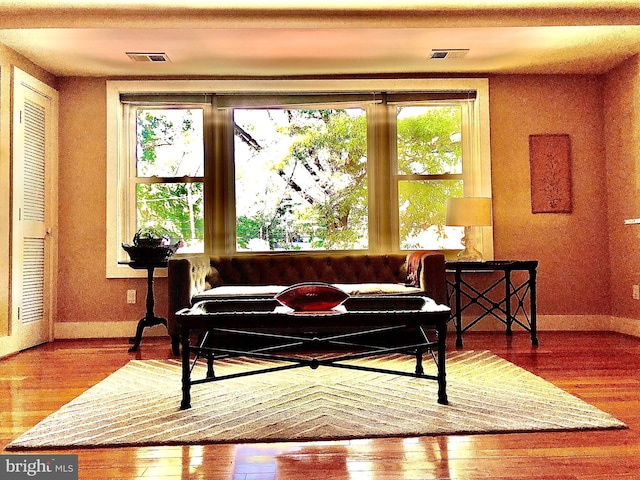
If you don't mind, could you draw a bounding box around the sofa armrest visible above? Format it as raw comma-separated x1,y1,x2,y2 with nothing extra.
419,253,447,305
167,255,213,337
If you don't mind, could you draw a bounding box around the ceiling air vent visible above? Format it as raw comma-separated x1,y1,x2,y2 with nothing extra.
126,52,171,63
430,49,469,60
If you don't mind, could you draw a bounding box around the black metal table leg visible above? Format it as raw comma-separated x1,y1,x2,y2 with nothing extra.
180,325,192,410
128,317,146,352
415,346,424,375
505,269,513,336
437,319,448,405
171,335,180,356
454,269,463,347
530,267,539,346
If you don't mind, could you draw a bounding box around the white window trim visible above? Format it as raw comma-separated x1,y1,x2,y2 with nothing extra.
106,79,491,278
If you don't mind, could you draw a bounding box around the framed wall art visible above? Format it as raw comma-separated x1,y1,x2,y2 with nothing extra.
529,134,572,214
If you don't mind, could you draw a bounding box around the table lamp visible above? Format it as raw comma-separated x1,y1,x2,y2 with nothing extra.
446,197,492,261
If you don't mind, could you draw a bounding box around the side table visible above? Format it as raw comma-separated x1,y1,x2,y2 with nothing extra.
121,260,168,352
446,260,538,347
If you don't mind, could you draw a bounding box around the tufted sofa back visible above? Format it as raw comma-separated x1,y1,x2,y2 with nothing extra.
208,254,407,287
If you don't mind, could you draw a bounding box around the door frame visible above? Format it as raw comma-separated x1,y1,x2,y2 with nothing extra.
7,67,58,353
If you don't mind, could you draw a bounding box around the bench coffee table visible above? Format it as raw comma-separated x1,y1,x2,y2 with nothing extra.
176,295,451,410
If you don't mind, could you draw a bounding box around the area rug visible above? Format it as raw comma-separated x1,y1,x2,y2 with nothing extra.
7,350,625,449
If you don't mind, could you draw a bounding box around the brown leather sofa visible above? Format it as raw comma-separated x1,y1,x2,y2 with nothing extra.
167,252,446,354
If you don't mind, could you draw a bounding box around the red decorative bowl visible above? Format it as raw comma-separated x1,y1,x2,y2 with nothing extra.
275,283,349,311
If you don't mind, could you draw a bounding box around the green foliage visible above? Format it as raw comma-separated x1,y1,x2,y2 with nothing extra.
398,180,463,246
272,106,460,249
137,112,169,165
135,109,204,247
397,106,462,175
276,109,368,249
396,106,464,243
137,183,203,245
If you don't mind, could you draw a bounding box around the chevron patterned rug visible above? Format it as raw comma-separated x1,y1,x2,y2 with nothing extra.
8,350,625,449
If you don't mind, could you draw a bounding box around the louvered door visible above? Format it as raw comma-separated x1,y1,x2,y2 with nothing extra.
12,68,58,351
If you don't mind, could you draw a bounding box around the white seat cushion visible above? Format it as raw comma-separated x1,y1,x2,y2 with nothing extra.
193,285,287,301
331,283,422,295
193,283,423,302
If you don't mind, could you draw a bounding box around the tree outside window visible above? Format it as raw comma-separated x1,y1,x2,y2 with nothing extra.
234,108,368,251
134,108,204,252
396,105,465,250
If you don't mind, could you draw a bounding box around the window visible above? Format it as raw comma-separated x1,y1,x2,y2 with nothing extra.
234,107,368,251
106,80,491,277
395,103,465,250
130,106,205,253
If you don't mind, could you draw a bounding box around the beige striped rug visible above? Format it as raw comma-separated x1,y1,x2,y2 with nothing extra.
7,351,625,449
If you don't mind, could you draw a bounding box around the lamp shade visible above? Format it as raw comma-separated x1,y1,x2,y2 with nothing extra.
446,197,492,226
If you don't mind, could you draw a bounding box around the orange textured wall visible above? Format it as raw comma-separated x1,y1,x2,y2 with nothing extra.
56,78,168,326
489,74,611,315
604,55,640,319
55,74,613,327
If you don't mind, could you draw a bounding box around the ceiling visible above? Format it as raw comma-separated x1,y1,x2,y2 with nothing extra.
1,0,640,77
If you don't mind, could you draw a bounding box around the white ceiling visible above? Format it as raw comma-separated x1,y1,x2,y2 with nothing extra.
1,1,640,77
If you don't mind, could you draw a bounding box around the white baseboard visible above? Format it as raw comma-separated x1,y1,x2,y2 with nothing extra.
54,321,169,339
456,314,606,331
605,316,640,337
457,314,640,338
53,315,640,339
0,336,22,359
536,314,613,331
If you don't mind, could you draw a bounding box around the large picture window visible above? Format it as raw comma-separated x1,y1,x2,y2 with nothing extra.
106,80,491,277
234,107,368,251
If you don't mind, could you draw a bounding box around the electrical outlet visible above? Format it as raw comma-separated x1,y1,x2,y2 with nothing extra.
127,290,136,304
633,285,640,300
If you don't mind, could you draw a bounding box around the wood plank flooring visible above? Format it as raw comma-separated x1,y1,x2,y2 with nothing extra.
1,331,639,479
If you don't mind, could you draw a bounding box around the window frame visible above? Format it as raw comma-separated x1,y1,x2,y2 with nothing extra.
125,103,206,253
106,79,491,278
229,103,373,252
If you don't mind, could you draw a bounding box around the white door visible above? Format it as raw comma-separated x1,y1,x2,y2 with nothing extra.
11,68,58,351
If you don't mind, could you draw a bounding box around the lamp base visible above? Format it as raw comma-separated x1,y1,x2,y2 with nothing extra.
456,247,484,262
456,226,484,262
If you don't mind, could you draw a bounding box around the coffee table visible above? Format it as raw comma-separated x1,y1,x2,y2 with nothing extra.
176,295,451,410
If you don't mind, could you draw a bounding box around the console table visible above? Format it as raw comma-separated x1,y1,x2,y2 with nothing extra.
176,296,451,410
446,260,538,347
121,260,168,352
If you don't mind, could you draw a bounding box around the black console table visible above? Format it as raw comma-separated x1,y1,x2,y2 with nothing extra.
121,260,168,352
446,260,538,347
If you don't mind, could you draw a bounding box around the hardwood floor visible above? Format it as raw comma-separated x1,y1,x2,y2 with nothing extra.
1,330,639,479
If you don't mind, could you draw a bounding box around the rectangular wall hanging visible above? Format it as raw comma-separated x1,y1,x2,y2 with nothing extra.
529,134,572,214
